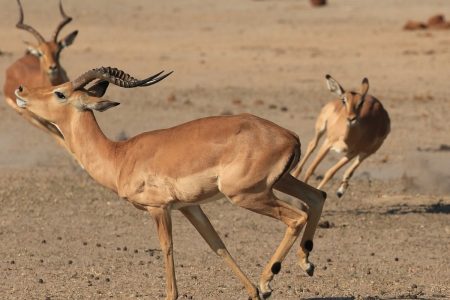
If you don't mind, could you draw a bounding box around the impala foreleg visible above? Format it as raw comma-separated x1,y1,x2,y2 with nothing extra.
229,192,307,299
291,129,325,178
303,140,331,183
336,153,368,197
148,207,178,300
179,205,260,300
274,174,326,277
317,154,354,190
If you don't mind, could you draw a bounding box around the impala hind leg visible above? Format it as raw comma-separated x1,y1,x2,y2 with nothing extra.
336,153,369,197
179,205,260,300
229,192,308,298
274,174,326,276
147,207,178,300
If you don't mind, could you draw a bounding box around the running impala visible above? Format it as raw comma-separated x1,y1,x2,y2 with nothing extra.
15,67,326,300
291,75,390,197
3,0,78,145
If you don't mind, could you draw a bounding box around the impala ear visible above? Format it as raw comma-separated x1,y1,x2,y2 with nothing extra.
325,74,345,97
87,80,109,98
85,99,120,112
59,30,78,48
24,42,40,57
360,77,369,96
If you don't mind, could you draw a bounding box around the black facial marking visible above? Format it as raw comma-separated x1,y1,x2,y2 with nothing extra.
304,240,313,252
271,262,281,274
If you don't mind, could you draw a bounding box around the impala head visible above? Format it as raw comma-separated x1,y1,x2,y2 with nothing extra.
14,67,172,123
16,0,78,83
325,74,369,127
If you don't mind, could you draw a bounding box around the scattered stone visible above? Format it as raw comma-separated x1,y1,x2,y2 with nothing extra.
68,260,73,265
318,220,334,229
403,21,427,30
41,240,47,244
96,243,101,247
395,257,399,261
166,93,177,103
38,279,44,284
310,0,326,7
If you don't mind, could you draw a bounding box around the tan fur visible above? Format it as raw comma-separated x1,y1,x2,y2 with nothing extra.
291,75,390,197
3,1,77,146
16,77,327,300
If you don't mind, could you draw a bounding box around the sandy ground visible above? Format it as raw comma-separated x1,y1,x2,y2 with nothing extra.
0,0,449,299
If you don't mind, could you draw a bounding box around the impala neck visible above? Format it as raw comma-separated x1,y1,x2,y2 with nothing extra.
61,110,119,192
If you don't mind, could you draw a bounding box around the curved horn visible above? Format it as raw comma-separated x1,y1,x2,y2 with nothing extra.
52,0,73,42
72,67,173,90
16,0,45,43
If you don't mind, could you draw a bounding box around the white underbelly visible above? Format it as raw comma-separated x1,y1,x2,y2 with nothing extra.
171,192,225,210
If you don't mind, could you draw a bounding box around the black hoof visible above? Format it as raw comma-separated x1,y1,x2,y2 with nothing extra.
305,263,315,276
271,262,281,274
336,191,343,198
262,291,272,299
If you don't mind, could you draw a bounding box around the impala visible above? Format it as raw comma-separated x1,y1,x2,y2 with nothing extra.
291,75,390,197
3,0,78,145
15,67,326,299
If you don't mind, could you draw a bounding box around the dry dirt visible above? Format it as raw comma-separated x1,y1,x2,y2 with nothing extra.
0,0,449,299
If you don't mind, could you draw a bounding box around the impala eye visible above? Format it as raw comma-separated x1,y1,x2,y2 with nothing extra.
55,91,66,100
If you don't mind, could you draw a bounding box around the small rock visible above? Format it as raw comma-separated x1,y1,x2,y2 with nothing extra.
38,279,44,284
403,21,427,30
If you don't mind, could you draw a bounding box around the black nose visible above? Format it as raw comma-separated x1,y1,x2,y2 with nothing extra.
18,85,23,92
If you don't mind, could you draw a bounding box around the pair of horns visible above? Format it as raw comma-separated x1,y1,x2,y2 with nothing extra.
72,67,173,90
16,0,72,43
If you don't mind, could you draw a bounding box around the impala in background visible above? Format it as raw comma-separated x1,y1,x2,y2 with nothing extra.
3,0,78,145
292,75,390,197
